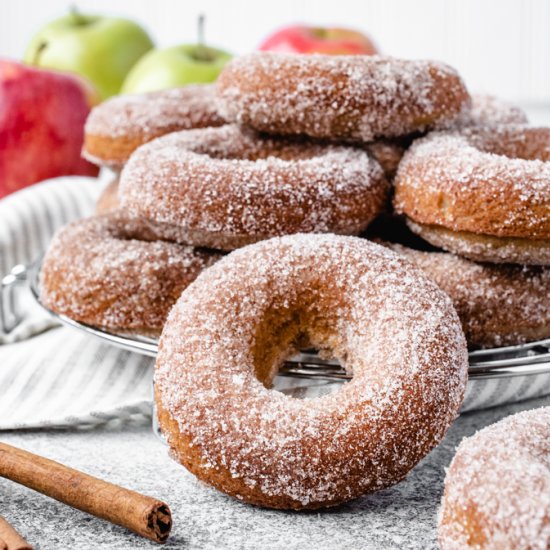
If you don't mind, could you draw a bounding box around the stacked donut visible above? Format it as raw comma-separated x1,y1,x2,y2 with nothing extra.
389,126,550,348
117,54,471,249
42,85,228,333
214,56,550,348
87,84,226,213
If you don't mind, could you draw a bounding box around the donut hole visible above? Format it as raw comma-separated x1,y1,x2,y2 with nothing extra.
176,126,329,162
251,296,350,399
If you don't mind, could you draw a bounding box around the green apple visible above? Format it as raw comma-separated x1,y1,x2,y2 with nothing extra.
121,44,232,94
24,10,154,100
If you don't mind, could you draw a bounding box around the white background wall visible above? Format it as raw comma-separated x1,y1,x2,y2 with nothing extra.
2,0,550,104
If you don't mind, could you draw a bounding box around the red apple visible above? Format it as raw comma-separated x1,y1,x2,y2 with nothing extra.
0,60,99,199
258,24,378,55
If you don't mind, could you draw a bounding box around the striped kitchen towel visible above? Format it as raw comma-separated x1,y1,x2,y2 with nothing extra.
0,177,98,344
0,176,154,429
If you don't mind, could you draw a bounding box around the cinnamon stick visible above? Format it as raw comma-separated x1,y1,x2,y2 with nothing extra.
0,516,33,550
0,443,171,544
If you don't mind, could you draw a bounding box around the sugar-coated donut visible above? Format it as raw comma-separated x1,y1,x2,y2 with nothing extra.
155,234,468,510
40,213,221,333
438,407,550,550
385,242,550,348
445,94,528,129
119,125,390,250
96,176,120,214
215,53,470,142
367,216,550,347
394,126,550,264
83,85,226,169
405,221,550,267
363,95,526,180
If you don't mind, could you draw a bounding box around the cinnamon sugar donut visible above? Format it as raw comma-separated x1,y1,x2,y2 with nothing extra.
155,234,468,509
446,94,528,129
40,213,221,333
362,96,526,180
368,216,550,347
385,242,550,348
96,176,119,214
119,125,389,250
394,126,550,264
83,85,226,169
439,407,550,549
215,52,470,142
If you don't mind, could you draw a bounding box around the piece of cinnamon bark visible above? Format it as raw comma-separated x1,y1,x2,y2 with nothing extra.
0,516,33,550
0,443,171,544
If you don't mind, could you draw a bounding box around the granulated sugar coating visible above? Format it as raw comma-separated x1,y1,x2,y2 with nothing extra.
119,125,390,250
277,94,526,184
215,53,470,142
441,93,528,130
438,407,550,550
385,242,550,348
394,126,550,238
40,212,222,332
155,234,468,510
83,85,226,168
394,126,550,263
406,220,550,266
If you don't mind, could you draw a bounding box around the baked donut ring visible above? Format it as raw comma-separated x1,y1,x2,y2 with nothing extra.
446,94,528,129
155,234,468,510
394,126,550,264
385,242,550,348
215,53,470,142
438,407,550,550
368,216,550,347
363,95,526,180
40,213,221,333
83,84,226,169
119,125,390,250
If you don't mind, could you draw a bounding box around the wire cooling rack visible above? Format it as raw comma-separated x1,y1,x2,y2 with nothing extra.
2,259,543,382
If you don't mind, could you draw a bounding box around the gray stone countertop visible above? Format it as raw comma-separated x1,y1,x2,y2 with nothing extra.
1,394,549,550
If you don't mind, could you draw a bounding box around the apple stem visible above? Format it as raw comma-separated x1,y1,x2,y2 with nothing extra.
69,4,87,25
32,42,47,66
195,14,211,62
198,14,205,46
